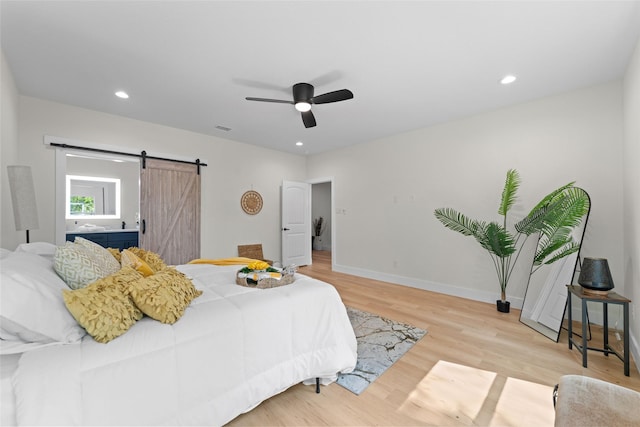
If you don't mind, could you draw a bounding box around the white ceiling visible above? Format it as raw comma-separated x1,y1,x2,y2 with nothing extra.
2,1,640,155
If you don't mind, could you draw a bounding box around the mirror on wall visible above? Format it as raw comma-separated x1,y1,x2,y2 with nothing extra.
66,175,120,219
519,188,591,341
56,152,140,240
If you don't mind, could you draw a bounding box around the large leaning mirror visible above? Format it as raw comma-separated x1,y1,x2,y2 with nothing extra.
519,188,591,341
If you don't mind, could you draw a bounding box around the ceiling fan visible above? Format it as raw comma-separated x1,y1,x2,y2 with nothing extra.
245,82,354,128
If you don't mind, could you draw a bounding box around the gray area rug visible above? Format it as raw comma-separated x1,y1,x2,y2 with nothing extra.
337,307,427,395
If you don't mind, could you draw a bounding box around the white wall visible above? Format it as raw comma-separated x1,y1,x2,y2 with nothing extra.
623,38,640,369
1,51,21,250
308,81,625,311
12,96,307,261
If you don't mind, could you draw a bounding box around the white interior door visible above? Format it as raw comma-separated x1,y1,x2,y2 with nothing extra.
281,180,311,267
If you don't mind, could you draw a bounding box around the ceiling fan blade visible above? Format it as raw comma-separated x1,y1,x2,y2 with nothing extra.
311,89,354,104
245,97,293,104
301,110,316,128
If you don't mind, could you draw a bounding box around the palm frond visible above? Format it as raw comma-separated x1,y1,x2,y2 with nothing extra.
515,203,550,235
534,232,572,265
498,169,520,216
543,188,590,231
516,186,589,237
526,181,575,214
434,208,478,236
539,243,581,266
475,222,516,258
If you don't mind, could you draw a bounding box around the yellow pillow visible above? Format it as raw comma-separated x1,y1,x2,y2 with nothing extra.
107,247,121,263
126,247,167,272
128,268,202,324
62,267,144,343
121,249,155,277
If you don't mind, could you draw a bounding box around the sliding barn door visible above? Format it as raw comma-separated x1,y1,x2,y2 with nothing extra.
139,159,201,265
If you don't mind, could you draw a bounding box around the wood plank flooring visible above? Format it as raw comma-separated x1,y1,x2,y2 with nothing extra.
228,250,639,426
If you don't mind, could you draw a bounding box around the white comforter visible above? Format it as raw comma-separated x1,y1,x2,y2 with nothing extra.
11,264,357,426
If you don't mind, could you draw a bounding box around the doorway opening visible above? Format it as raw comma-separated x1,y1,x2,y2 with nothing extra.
310,178,334,268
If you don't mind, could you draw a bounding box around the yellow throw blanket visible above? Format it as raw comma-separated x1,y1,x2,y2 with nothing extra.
187,257,261,266
188,257,283,280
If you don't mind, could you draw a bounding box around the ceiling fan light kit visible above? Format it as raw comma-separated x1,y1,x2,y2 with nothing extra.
295,102,311,112
246,82,353,128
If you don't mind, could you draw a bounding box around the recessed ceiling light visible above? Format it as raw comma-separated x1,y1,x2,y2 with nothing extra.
500,75,517,85
296,141,303,146
115,90,129,99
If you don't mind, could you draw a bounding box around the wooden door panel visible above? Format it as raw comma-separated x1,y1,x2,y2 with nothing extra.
140,159,200,265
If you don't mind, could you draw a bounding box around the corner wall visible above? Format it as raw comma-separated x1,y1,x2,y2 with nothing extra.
1,50,20,250
307,82,624,310
623,38,640,371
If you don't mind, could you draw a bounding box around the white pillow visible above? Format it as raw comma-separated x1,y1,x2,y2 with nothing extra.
0,251,86,347
74,236,120,275
53,242,110,290
15,242,57,260
0,248,11,260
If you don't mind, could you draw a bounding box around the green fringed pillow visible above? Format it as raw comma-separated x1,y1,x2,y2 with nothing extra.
62,267,144,343
128,268,202,324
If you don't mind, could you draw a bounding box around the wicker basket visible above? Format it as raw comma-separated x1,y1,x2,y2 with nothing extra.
236,270,295,289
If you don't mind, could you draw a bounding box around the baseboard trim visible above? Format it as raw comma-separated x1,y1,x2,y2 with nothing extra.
333,263,524,309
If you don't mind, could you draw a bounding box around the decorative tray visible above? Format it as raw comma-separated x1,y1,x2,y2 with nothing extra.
236,270,295,289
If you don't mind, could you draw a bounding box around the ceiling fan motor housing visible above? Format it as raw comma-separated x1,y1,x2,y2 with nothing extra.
293,82,314,103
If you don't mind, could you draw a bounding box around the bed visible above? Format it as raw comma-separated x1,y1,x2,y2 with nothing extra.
0,242,357,426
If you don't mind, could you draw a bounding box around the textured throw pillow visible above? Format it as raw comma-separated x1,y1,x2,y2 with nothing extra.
54,242,110,290
0,251,86,346
74,236,121,274
62,267,144,343
126,247,167,271
107,247,121,263
128,268,202,324
121,249,155,277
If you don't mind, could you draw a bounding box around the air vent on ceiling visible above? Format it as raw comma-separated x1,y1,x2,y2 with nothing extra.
215,125,232,132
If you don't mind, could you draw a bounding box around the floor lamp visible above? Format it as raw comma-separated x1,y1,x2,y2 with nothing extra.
7,165,39,243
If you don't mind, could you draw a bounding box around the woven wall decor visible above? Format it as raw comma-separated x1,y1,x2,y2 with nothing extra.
241,190,263,215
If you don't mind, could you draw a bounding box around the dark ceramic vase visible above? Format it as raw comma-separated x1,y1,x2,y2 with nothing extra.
496,300,510,313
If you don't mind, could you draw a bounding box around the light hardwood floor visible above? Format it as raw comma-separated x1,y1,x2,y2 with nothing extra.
228,251,639,426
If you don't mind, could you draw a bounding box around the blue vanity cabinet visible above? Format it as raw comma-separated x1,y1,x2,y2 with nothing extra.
107,231,139,250
66,231,139,250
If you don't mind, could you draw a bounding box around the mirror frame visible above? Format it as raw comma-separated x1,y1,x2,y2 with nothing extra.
519,188,591,341
54,147,140,245
65,174,121,219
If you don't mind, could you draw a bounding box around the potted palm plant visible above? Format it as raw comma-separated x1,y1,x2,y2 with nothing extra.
312,216,326,250
434,169,590,313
